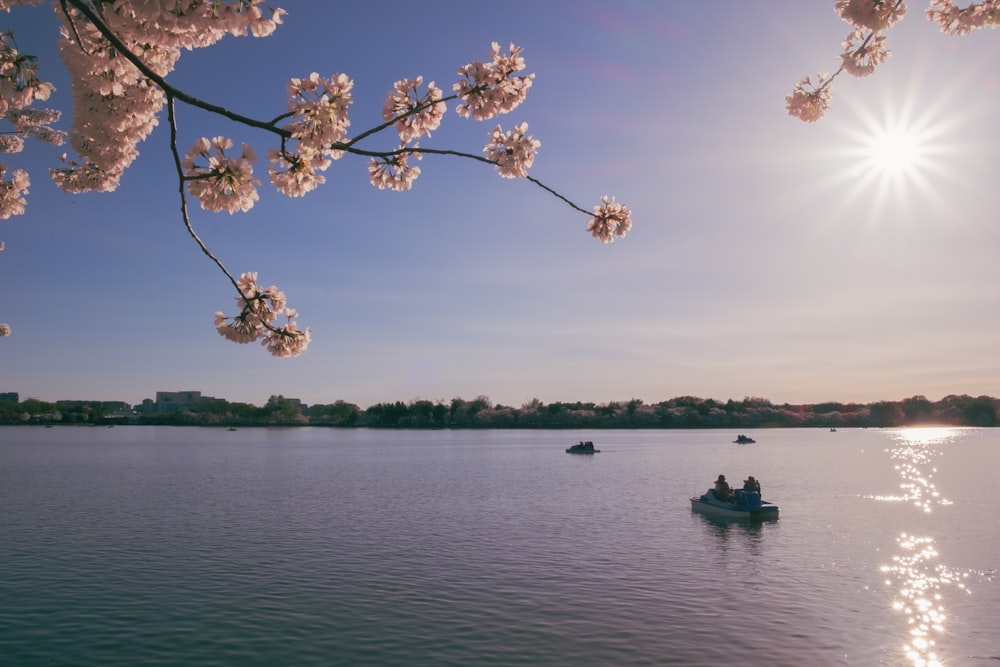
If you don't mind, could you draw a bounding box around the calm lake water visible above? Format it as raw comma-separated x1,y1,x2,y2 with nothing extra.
1,426,997,666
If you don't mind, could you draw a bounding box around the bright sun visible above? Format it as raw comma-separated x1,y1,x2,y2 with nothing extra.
868,128,922,173
808,57,985,227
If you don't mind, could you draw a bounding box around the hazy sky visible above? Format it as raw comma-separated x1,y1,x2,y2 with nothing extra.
2,2,999,408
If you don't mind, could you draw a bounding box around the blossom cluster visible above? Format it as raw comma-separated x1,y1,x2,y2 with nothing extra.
0,29,62,138
368,150,422,191
253,71,356,202
0,163,28,219
454,42,534,121
587,196,633,244
214,272,310,357
382,76,446,144
839,29,891,77
785,74,835,123
788,1,996,122
267,147,330,197
369,76,443,192
285,72,354,157
927,0,1000,34
183,136,261,214
836,0,907,31
364,44,536,193
0,28,63,219
484,122,540,178
48,1,281,194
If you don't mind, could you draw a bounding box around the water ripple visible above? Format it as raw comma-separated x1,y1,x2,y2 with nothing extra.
1,427,999,666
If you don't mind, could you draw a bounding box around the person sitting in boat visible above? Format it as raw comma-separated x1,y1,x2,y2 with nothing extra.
742,476,761,494
714,474,732,502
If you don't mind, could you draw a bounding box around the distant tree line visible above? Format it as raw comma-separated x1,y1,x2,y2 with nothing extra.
1,393,997,428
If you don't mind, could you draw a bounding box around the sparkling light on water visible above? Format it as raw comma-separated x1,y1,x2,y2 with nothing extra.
877,428,970,667
868,428,955,512
881,532,971,667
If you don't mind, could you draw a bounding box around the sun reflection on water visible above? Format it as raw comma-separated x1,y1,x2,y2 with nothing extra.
867,428,957,513
875,428,971,667
881,532,970,667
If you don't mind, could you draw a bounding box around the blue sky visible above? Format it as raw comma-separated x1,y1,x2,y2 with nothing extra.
2,2,999,408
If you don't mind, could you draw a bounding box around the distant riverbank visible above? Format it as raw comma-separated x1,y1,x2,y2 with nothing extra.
3,393,997,429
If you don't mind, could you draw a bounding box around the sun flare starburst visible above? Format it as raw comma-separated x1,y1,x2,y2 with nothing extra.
796,67,986,233
867,127,922,173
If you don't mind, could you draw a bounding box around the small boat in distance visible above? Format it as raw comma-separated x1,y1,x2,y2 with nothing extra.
734,434,755,444
690,488,779,521
566,440,599,454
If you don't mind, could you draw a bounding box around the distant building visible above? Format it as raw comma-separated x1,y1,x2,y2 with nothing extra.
155,390,203,412
154,390,224,413
0,392,18,403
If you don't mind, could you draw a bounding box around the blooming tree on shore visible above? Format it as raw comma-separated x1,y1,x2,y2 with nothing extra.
786,0,999,122
0,0,633,351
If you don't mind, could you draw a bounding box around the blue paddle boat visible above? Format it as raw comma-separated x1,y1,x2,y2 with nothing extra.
690,488,779,520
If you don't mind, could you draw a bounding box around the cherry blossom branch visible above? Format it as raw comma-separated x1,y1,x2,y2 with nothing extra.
2,2,633,354
927,0,1000,34
786,0,905,122
163,95,239,294
786,0,997,123
164,95,308,351
56,1,609,219
58,0,288,135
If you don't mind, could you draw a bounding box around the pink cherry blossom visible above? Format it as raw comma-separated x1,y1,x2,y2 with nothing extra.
368,150,422,191
0,322,10,337
214,272,309,356
263,320,311,357
235,272,286,324
268,147,330,197
0,29,55,115
214,310,260,345
0,135,23,153
55,10,171,187
840,29,891,77
0,29,62,171
484,122,540,178
43,0,282,203
454,42,534,121
587,195,632,244
286,72,354,157
785,75,833,123
6,108,61,132
50,155,121,193
382,76,446,144
0,163,29,219
927,0,1000,34
835,0,907,31
183,136,261,213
